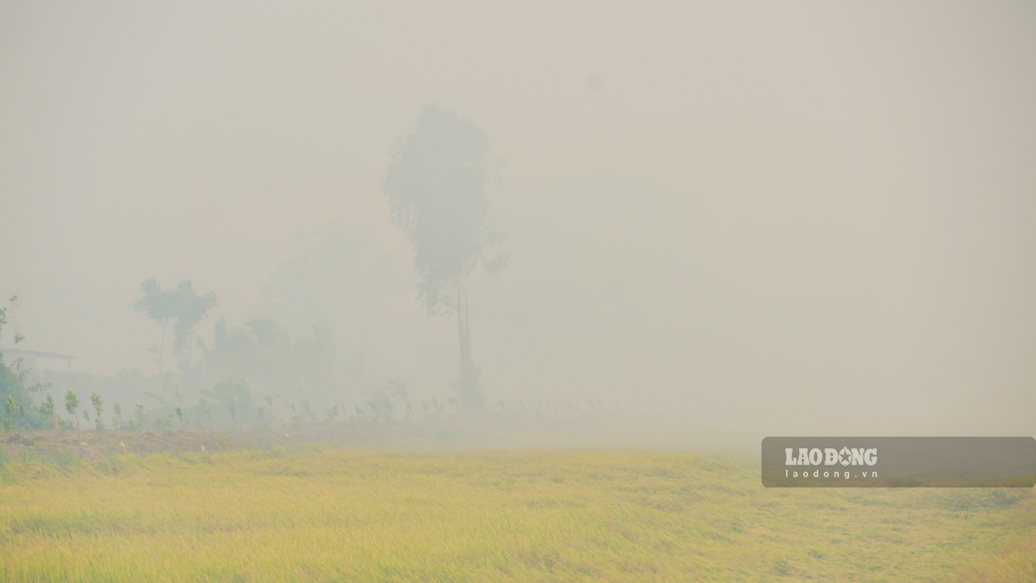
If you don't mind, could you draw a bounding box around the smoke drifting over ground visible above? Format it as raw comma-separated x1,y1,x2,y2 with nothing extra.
2,2,1034,442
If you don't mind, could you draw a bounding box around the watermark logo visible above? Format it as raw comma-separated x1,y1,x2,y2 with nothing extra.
762,437,1035,487
784,447,877,467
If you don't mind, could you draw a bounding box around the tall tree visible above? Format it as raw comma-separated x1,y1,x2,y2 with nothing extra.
382,104,506,413
65,390,80,430
133,279,216,372
90,392,104,430
168,280,217,369
132,279,176,372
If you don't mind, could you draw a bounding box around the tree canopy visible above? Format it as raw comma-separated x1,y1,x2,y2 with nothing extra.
382,103,504,315
132,279,216,371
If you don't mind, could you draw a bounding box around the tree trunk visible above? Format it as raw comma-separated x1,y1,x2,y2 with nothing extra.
455,275,482,413
158,320,166,373
187,328,194,369
457,276,472,370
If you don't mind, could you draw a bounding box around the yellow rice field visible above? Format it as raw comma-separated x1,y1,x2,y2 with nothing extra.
1,447,1033,582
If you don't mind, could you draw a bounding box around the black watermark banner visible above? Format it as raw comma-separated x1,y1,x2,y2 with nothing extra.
762,437,1036,487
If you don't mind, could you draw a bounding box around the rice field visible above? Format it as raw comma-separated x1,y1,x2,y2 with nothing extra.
1,446,1033,582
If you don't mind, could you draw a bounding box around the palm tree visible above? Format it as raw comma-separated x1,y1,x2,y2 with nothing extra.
169,281,217,368
133,279,217,372
132,279,176,372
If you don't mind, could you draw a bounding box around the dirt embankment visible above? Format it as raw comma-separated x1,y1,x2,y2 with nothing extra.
1,419,505,462
2,417,759,463
2,428,290,462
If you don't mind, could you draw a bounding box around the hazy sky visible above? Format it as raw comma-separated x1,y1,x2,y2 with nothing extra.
2,2,1034,436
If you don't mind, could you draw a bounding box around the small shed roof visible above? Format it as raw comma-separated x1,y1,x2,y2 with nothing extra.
0,348,76,360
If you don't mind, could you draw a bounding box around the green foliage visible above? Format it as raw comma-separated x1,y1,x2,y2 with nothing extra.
40,394,55,428
383,103,505,314
3,394,21,426
133,279,217,372
90,393,104,430
135,404,151,433
4,295,25,345
132,279,174,372
0,297,50,430
64,391,80,430
202,380,251,430
382,105,505,413
168,281,217,365
197,317,337,416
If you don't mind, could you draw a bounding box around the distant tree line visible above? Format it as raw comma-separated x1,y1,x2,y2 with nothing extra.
0,296,54,431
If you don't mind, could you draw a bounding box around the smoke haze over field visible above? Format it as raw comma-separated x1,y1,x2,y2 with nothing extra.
2,2,1035,439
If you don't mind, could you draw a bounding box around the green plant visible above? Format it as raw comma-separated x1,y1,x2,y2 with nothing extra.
132,279,176,373
135,404,151,434
133,279,217,372
64,391,80,430
40,394,55,428
174,387,185,430
0,297,51,431
90,393,104,430
4,394,24,430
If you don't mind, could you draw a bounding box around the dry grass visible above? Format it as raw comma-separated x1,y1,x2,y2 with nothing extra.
947,534,1035,583
0,446,1033,582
